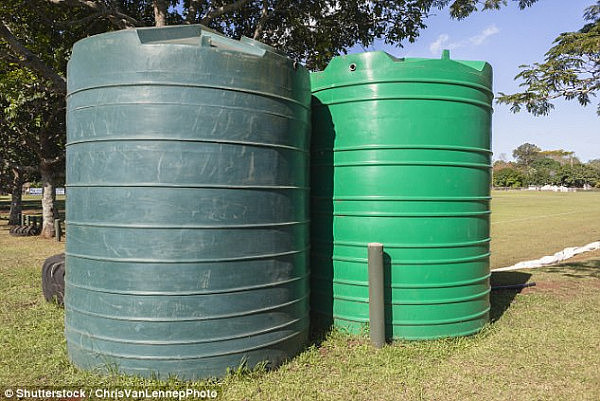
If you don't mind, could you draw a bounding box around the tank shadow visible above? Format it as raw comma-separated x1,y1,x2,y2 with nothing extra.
489,271,533,323
309,96,335,337
383,251,393,341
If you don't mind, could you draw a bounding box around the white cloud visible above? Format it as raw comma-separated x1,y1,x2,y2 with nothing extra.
429,33,450,55
469,24,500,46
428,24,500,55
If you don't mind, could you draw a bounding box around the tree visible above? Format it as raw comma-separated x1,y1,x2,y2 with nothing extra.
503,144,599,188
532,157,561,170
0,163,39,226
1,0,543,236
0,64,64,229
497,1,600,115
492,159,512,171
0,0,77,236
539,149,580,166
528,157,561,186
0,105,40,225
512,143,541,169
588,158,600,171
589,159,600,187
493,167,526,188
0,117,39,226
37,0,543,70
558,163,599,187
0,61,35,224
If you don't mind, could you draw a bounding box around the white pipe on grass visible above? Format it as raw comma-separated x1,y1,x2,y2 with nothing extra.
492,241,600,272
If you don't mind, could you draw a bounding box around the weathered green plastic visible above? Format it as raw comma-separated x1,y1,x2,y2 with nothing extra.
310,50,493,340
65,25,311,379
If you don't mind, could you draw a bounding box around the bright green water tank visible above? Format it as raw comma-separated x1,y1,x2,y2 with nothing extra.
310,51,493,340
65,25,310,379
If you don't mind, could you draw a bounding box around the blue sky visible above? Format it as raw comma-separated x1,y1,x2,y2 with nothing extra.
350,0,599,162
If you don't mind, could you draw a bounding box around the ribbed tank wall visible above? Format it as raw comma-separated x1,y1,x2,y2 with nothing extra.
65,25,311,379
310,51,493,340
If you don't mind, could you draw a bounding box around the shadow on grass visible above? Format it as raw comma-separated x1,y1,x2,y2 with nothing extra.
489,271,532,323
541,259,600,279
490,258,600,323
310,315,335,348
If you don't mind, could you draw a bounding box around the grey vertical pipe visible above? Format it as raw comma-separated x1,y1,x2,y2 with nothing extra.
55,218,62,242
368,242,385,348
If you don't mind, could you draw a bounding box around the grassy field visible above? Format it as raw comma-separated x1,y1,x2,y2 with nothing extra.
0,191,599,400
490,191,600,268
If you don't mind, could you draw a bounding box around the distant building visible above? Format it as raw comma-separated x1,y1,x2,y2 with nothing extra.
23,184,66,195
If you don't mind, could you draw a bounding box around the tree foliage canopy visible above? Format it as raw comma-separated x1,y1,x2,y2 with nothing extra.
7,0,600,232
497,1,600,115
494,143,600,188
493,167,526,188
2,0,543,73
512,142,541,167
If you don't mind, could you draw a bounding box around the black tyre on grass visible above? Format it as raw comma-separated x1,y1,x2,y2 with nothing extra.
42,253,66,306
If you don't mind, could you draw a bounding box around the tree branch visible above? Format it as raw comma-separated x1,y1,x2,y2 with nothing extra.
39,104,65,144
186,0,200,23
45,0,140,28
58,11,105,27
41,154,66,166
0,157,38,173
46,0,104,12
253,0,269,39
12,125,44,159
252,0,291,40
0,20,66,94
201,0,251,24
0,50,19,64
107,11,141,28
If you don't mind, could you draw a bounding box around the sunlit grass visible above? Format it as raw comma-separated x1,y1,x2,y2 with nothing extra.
0,191,599,400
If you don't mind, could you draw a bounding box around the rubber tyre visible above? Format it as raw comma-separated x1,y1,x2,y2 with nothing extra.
41,253,66,306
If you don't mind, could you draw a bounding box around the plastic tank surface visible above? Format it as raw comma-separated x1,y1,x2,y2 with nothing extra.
65,25,310,379
310,51,493,340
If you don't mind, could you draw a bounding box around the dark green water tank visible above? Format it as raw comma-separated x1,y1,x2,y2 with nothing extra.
310,51,493,340
65,25,310,379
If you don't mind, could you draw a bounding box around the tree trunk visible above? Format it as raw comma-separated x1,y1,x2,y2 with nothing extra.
186,0,199,23
8,168,24,226
153,0,168,27
40,160,59,238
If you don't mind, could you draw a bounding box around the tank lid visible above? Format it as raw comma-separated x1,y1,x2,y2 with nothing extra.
72,24,292,59
311,50,493,94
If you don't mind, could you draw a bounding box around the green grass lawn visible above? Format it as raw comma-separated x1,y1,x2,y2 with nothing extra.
491,191,600,268
1,191,599,400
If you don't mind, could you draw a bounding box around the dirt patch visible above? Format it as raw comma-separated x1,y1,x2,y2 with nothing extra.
521,278,599,297
15,299,40,309
346,338,367,348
